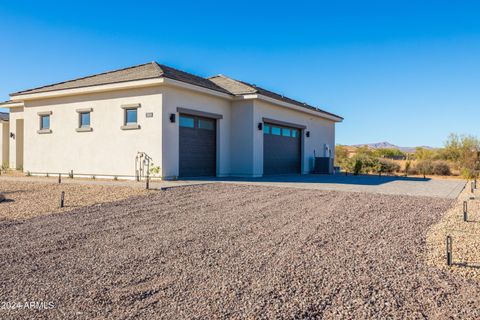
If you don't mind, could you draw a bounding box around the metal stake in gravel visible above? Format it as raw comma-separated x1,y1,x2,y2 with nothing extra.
60,191,65,208
446,235,453,266
463,201,468,222
146,176,150,190
58,174,62,184
471,181,475,194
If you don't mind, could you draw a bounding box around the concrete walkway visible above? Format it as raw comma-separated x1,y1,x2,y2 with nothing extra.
193,174,467,199
0,174,467,198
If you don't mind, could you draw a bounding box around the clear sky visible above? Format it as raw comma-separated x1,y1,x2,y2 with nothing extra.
1,1,479,147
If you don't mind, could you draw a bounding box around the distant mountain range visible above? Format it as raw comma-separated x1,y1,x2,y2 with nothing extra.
351,142,435,153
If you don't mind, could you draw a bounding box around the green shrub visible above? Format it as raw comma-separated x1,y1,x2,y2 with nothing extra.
433,161,451,176
378,159,401,174
353,159,363,175
416,160,434,176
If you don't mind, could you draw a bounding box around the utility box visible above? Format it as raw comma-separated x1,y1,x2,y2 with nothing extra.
313,157,333,174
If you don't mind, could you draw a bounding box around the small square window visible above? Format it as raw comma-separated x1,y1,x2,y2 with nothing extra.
179,116,194,128
291,129,298,138
271,126,281,135
198,118,215,130
125,108,138,125
40,115,50,130
282,128,291,137
263,124,270,134
79,112,90,128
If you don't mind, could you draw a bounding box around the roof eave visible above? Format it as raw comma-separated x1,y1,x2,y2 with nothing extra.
253,94,343,122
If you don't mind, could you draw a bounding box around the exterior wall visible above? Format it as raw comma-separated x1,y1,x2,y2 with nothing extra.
23,87,163,177
230,100,257,176
253,100,336,175
8,107,24,169
0,121,9,166
161,86,232,179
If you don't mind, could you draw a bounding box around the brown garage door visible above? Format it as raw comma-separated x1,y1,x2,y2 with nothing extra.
263,123,301,175
179,114,216,177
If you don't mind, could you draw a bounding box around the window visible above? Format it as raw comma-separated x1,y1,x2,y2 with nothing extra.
198,118,215,130
282,128,291,137
271,126,281,135
291,129,298,138
125,108,137,125
40,115,50,130
179,116,194,128
263,124,270,134
79,112,90,128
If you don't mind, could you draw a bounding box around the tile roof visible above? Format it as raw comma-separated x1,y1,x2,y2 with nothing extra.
11,62,232,96
0,112,8,121
209,75,343,119
10,62,342,119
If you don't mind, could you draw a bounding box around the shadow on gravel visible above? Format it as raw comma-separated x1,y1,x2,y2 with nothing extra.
454,262,480,269
184,174,432,186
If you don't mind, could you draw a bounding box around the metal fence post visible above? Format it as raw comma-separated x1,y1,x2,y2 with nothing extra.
60,191,65,208
58,173,62,184
463,201,468,222
146,175,150,190
446,235,453,266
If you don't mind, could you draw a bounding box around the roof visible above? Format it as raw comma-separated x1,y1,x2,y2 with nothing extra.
10,62,342,120
0,112,8,121
11,62,232,96
209,75,343,120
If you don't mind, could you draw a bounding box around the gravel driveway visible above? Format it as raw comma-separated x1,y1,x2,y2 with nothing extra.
1,184,479,319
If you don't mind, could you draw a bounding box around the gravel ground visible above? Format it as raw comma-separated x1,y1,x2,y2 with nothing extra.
1,184,479,319
427,182,480,280
0,180,148,220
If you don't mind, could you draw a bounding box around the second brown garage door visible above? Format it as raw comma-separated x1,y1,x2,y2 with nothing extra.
263,123,301,175
179,114,216,177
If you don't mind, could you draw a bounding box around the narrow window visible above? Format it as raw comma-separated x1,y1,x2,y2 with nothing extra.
125,108,138,125
179,115,194,128
291,129,298,138
282,128,291,137
198,118,215,130
263,124,270,134
40,115,50,130
79,112,90,128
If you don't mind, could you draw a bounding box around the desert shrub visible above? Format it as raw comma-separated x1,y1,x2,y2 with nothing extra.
378,159,401,174
433,161,451,176
415,160,434,176
353,159,363,175
404,160,412,176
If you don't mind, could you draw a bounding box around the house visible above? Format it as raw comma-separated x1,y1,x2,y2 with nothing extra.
0,62,343,179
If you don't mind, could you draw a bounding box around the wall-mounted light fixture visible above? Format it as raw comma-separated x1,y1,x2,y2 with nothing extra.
169,114,176,123
258,123,263,131
306,131,310,138
10,132,15,139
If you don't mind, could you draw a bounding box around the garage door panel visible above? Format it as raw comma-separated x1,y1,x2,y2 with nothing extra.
179,115,216,177
264,123,301,175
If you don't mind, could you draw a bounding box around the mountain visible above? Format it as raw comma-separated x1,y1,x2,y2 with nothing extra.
351,141,434,153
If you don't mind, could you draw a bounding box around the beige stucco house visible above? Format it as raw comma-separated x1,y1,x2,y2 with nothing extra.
0,62,342,179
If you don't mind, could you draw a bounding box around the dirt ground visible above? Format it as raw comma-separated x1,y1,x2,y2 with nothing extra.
0,179,148,220
427,181,480,279
1,184,479,319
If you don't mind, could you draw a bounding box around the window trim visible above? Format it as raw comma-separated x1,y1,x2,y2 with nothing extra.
120,104,141,130
37,111,52,134
76,108,93,132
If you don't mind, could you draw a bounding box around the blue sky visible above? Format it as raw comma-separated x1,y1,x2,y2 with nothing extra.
1,1,480,147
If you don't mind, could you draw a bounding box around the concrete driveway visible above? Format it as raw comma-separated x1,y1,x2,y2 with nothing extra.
191,174,466,198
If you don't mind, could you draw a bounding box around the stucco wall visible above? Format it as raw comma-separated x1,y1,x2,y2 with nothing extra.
253,100,336,174
0,121,9,166
161,86,232,178
8,107,24,169
23,87,163,177
230,100,256,176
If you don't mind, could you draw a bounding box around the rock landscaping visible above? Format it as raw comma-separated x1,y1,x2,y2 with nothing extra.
1,184,479,319
427,181,480,280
